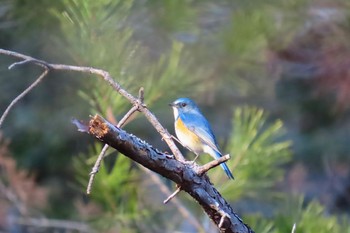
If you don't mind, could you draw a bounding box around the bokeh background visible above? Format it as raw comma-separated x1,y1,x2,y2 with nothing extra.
0,0,350,232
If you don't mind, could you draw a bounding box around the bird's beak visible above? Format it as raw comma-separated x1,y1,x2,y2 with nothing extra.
169,102,176,107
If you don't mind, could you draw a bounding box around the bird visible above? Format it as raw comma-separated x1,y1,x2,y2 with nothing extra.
169,97,234,179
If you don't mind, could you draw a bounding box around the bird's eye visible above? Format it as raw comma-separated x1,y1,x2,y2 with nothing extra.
181,103,187,107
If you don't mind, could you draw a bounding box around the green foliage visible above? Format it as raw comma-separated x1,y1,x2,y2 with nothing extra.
222,0,309,58
55,1,207,231
146,0,197,33
273,196,350,233
52,0,138,115
53,0,204,116
245,196,350,233
54,0,133,53
56,3,140,223
73,143,143,230
3,0,350,232
159,101,350,232
296,201,341,232
244,214,275,233
214,106,291,200
224,8,274,58
141,41,205,106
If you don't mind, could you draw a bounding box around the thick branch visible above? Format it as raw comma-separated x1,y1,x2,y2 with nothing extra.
75,115,254,233
0,48,254,233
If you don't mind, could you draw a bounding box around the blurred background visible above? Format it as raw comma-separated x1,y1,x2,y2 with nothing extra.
0,0,350,232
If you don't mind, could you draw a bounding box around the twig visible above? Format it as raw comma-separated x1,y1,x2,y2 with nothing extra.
0,175,86,233
291,223,296,233
170,134,192,152
169,134,182,145
8,59,33,69
163,186,181,204
168,135,198,161
196,154,231,176
80,115,254,233
0,180,27,215
218,210,231,229
86,87,145,194
0,68,49,127
1,164,92,231
86,104,139,194
8,58,50,70
140,166,205,232
86,144,109,194
0,49,254,233
138,87,144,105
13,217,93,233
211,201,235,230
0,48,185,162
118,105,139,128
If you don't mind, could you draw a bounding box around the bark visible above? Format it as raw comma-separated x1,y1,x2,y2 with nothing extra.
75,115,254,233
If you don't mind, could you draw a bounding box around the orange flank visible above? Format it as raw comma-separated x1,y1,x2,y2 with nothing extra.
175,117,202,152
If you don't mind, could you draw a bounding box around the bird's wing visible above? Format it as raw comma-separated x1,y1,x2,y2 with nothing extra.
184,114,221,155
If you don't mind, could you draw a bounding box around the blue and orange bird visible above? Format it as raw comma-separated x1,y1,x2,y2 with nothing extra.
169,97,234,179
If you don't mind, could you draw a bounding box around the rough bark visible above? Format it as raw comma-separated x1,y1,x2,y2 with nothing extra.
75,115,254,233
0,48,255,233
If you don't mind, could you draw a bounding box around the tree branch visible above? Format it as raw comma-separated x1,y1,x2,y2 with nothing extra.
0,48,254,233
86,86,144,194
13,217,93,233
0,48,185,162
85,103,139,194
139,166,205,232
0,68,48,127
74,115,254,233
163,186,181,204
196,154,231,176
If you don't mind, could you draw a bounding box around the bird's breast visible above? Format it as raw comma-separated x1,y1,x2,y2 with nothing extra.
175,117,203,153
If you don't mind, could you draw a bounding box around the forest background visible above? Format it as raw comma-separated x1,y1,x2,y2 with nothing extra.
0,0,350,232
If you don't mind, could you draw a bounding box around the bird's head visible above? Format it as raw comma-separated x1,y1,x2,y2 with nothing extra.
169,97,200,118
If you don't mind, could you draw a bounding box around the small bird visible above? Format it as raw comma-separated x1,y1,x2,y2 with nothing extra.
169,97,234,179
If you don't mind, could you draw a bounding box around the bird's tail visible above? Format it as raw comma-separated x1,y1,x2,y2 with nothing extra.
220,162,234,180
209,148,234,179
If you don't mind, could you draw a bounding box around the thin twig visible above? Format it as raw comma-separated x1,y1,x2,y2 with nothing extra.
76,112,253,232
120,105,139,127
196,154,231,176
0,68,49,127
86,105,139,194
0,48,184,161
291,223,296,233
169,135,182,145
1,163,92,232
0,49,254,233
86,86,145,194
168,135,195,159
170,134,192,152
14,217,93,233
138,87,144,105
163,186,181,204
8,58,50,70
0,180,27,215
86,143,109,194
218,210,231,229
8,59,32,69
140,166,205,232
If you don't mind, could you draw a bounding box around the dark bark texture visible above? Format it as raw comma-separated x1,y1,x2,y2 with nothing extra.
76,115,254,233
